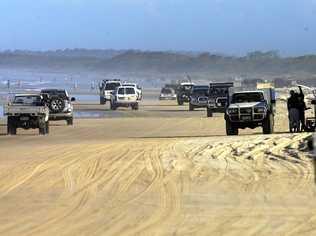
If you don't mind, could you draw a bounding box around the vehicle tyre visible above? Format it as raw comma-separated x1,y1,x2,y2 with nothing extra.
263,113,274,134
132,103,139,110
207,108,213,117
189,103,194,111
226,120,238,136
49,96,65,113
67,117,73,126
177,98,183,106
7,117,17,135
100,97,106,105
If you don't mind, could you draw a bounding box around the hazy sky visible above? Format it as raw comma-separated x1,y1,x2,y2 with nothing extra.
0,0,316,55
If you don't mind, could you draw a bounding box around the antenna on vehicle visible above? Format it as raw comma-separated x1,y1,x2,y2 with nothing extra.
185,73,192,83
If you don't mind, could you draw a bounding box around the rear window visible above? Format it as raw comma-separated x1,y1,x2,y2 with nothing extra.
118,88,124,95
126,88,135,95
105,82,121,90
13,96,42,106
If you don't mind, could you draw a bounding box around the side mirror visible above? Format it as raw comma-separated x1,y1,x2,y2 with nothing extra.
71,97,76,102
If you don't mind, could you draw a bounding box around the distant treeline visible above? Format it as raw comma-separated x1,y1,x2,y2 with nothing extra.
1,49,316,79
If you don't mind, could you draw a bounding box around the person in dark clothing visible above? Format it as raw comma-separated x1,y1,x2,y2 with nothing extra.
287,90,299,110
297,86,306,131
287,90,301,132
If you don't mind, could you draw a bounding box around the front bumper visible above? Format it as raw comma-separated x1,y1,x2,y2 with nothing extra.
190,101,208,107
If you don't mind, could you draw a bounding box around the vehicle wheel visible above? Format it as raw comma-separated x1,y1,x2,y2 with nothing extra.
177,99,183,106
100,97,106,105
207,108,213,117
7,117,17,135
132,103,139,110
49,96,65,113
67,117,73,126
226,120,238,136
263,113,274,134
189,103,194,111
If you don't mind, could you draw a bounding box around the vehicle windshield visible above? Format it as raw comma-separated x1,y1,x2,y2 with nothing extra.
232,92,264,103
126,88,135,95
209,87,229,97
161,88,173,94
105,83,121,90
13,96,43,106
193,88,208,96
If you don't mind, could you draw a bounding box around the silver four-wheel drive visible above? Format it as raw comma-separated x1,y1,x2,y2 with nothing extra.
5,94,50,135
225,89,276,135
40,89,75,125
110,86,139,110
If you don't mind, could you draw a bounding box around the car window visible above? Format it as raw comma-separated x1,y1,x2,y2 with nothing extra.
232,93,264,103
13,96,42,106
126,88,135,95
118,88,124,95
106,83,121,90
162,88,172,94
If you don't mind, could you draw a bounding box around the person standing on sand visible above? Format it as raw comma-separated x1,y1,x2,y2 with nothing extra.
287,90,300,132
297,86,306,131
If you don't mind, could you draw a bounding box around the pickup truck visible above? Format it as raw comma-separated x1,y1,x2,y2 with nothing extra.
4,94,50,135
225,89,276,135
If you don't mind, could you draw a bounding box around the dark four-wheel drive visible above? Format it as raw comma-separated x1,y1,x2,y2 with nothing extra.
177,82,194,105
206,83,234,117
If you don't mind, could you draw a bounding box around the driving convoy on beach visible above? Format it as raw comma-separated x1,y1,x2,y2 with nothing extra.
3,78,315,137
0,77,315,236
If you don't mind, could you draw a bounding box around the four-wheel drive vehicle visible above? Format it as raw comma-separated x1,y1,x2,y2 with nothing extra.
189,85,209,111
4,94,50,135
40,89,75,125
122,83,142,100
159,87,177,100
207,83,234,117
225,89,276,135
177,82,195,105
110,86,139,110
99,79,121,104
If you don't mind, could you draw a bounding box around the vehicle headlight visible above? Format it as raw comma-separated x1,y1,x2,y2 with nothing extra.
228,108,238,114
254,107,265,113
